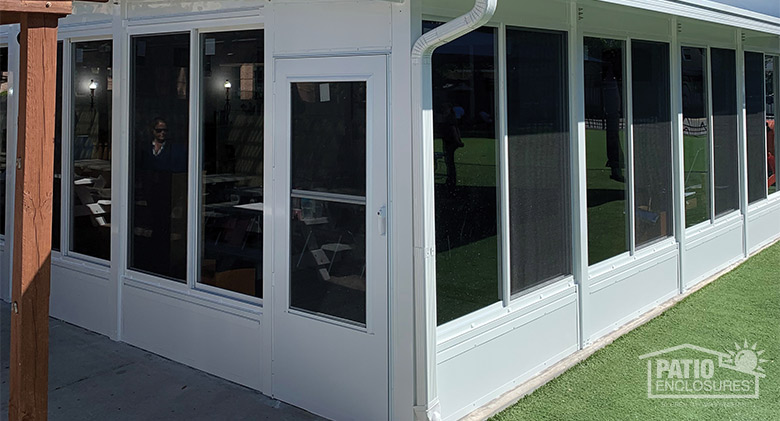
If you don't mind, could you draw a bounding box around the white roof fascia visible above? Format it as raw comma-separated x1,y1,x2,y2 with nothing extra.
597,0,780,35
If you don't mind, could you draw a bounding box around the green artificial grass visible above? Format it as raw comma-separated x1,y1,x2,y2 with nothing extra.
492,241,780,421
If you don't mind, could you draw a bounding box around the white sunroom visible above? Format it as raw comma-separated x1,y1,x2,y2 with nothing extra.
0,0,779,420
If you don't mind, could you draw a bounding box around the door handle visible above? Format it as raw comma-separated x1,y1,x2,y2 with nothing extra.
377,205,387,236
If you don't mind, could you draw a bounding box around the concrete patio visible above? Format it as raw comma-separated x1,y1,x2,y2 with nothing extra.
0,302,326,420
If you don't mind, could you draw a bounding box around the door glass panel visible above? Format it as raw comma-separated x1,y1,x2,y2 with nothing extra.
290,81,367,326
746,51,766,204
290,82,366,196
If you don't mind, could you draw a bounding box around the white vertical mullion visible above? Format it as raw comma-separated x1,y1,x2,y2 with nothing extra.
261,5,275,395
626,38,636,254
762,53,768,199
570,2,589,347
186,29,201,290
4,23,21,300
61,38,73,257
670,17,686,294
497,23,511,306
736,30,748,257
109,1,125,341
707,46,716,222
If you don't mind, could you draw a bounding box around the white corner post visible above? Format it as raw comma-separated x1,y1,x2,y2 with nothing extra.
410,1,498,420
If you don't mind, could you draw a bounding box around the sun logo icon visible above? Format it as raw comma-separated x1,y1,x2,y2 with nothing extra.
721,340,769,376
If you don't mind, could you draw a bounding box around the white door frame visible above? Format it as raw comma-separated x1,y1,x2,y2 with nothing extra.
270,54,390,420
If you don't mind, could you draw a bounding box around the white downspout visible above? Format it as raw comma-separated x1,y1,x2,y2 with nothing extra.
410,1,498,420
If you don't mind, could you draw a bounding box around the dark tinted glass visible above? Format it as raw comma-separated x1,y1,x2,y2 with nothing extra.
71,40,112,260
290,82,367,326
681,47,710,227
0,47,7,236
711,48,739,217
199,31,264,298
746,52,766,203
290,82,365,196
769,56,777,195
710,48,739,216
584,37,629,264
129,34,190,281
424,21,500,325
53,42,63,248
506,28,570,294
632,40,673,247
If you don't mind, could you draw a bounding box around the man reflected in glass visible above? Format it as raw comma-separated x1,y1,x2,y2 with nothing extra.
133,117,188,279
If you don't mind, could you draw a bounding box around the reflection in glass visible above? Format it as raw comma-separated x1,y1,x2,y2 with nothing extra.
199,31,264,298
290,199,366,325
0,47,7,236
681,47,710,227
632,40,673,247
584,37,628,264
769,56,777,195
506,28,570,295
71,40,112,260
53,42,63,249
130,34,189,281
291,82,366,196
290,81,367,325
711,48,739,217
746,51,767,204
424,21,499,325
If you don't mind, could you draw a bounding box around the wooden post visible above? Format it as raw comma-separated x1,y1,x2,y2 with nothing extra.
8,12,60,421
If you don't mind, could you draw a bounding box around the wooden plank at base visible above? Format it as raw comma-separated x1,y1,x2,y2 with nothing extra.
8,12,59,421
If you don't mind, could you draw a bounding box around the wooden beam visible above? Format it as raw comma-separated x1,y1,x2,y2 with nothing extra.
0,0,72,15
9,12,59,421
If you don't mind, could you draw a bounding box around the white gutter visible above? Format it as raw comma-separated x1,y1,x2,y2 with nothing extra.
410,1,497,420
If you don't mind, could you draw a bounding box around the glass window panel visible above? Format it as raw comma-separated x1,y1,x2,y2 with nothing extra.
681,47,710,227
53,42,63,249
769,56,777,195
424,21,500,325
290,81,367,326
71,40,112,260
505,28,570,295
632,40,673,247
0,47,7,236
290,82,366,196
199,30,264,298
584,37,629,264
129,34,190,281
711,48,739,217
746,51,767,204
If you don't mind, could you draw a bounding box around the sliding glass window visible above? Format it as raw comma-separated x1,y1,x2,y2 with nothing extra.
424,21,500,325
632,40,672,247
0,47,7,236
71,40,112,260
506,28,570,295
584,37,628,264
746,51,767,204
129,34,190,281
199,30,264,298
711,48,739,217
681,47,710,227
769,56,778,195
